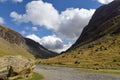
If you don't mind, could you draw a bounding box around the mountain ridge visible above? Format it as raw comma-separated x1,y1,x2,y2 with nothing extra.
68,0,120,51
0,25,57,59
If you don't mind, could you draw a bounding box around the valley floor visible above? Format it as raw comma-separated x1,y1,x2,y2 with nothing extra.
34,65,120,80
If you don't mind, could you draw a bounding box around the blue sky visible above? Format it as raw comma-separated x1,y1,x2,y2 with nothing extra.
0,0,113,53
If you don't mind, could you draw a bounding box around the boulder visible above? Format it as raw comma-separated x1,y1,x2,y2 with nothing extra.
0,56,35,80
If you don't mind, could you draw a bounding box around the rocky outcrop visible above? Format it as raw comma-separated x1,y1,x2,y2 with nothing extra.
0,25,25,45
69,0,120,50
0,56,35,80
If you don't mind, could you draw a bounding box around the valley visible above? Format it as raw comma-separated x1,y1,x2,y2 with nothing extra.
0,0,120,80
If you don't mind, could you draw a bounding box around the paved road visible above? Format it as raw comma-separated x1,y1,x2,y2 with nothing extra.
34,65,120,80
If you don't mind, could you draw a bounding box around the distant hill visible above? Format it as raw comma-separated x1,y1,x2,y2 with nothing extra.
25,38,58,58
40,0,120,69
0,25,58,59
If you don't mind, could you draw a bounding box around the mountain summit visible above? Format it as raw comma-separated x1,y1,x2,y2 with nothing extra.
69,0,120,50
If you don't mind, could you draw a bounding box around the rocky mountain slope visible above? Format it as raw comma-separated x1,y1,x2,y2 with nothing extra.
69,0,120,50
40,0,120,69
0,25,57,59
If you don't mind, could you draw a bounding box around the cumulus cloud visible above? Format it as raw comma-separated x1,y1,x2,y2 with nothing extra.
10,11,24,23
97,0,113,4
10,0,59,30
26,34,72,53
0,17,5,24
27,34,41,42
10,0,95,52
0,0,23,3
10,0,95,39
40,35,64,50
58,8,95,39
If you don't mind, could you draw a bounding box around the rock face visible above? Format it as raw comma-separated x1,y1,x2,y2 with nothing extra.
0,56,35,80
69,0,120,50
0,25,25,45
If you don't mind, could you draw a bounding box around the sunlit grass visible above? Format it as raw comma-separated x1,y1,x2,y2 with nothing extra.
39,34,120,70
26,72,44,80
15,72,44,80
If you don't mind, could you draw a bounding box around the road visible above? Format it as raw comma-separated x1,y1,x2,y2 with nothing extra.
34,65,120,80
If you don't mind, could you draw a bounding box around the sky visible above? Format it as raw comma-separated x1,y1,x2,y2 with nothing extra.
0,0,114,53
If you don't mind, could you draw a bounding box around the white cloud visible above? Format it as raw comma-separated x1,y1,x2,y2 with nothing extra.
40,35,63,50
10,11,24,23
10,0,95,40
0,17,5,24
0,0,23,3
97,0,113,4
10,0,95,52
58,8,95,39
10,0,59,30
26,34,72,53
27,34,41,43
32,27,38,31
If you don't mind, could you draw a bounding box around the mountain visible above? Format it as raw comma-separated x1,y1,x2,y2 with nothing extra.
0,25,57,59
40,0,120,69
25,38,58,58
69,0,120,50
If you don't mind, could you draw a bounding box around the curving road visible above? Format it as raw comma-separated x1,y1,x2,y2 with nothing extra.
34,65,120,80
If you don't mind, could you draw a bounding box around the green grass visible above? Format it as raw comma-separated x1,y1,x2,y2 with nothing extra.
15,72,44,80
26,72,44,80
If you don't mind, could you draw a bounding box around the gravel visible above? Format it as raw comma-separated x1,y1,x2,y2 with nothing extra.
34,65,120,80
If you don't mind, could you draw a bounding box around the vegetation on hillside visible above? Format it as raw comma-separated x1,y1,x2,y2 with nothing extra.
25,72,43,80
15,72,43,80
0,38,34,59
39,34,120,69
39,1,120,70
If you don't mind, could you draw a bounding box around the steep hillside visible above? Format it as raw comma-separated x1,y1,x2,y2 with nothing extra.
0,25,57,59
0,25,34,59
0,25,25,45
25,38,58,58
0,37,34,59
40,0,120,69
69,0,120,50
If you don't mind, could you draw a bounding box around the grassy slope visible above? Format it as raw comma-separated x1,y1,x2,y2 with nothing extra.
0,38,34,59
40,34,120,69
